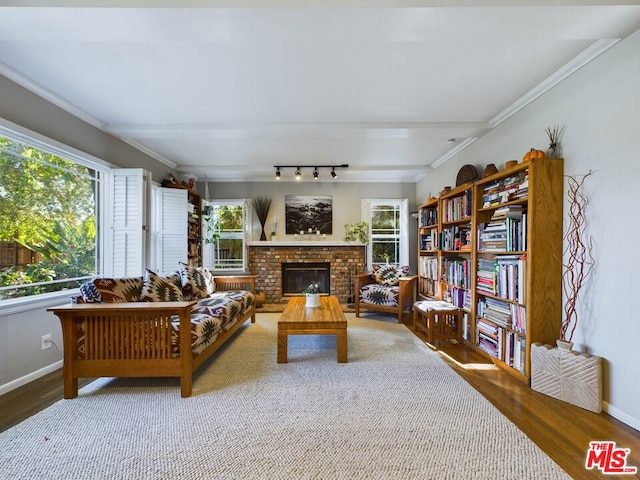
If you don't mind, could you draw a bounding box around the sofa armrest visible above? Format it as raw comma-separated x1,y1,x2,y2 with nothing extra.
398,275,418,308
353,273,375,292
214,275,257,292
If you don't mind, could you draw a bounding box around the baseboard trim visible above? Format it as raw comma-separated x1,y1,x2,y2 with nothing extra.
604,401,640,432
0,361,63,396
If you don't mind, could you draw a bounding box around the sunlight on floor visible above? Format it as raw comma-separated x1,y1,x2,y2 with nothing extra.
433,347,500,371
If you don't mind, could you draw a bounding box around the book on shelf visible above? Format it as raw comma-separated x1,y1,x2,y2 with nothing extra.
442,284,468,308
482,169,530,207
441,257,471,289
476,255,526,302
419,208,438,228
442,190,472,222
440,225,472,251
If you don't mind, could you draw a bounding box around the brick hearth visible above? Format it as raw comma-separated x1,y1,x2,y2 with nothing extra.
249,243,366,304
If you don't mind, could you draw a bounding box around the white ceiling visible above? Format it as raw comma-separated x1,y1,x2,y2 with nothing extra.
1,1,639,183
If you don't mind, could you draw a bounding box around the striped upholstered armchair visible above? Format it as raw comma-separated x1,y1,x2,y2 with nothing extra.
353,265,417,323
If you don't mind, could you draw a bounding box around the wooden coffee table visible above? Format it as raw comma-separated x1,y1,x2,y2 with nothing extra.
277,295,348,363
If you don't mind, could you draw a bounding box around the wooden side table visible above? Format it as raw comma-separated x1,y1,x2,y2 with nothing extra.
413,300,463,344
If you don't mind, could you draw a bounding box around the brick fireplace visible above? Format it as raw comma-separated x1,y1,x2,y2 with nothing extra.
248,242,366,304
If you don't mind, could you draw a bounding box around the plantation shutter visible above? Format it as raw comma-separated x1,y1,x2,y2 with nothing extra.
107,168,148,277
155,187,188,274
202,200,213,269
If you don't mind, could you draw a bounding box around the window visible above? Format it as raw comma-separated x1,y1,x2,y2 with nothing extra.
0,132,103,301
363,199,409,270
202,200,247,271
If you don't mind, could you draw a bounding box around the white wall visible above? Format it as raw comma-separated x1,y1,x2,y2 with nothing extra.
206,180,418,248
417,30,640,429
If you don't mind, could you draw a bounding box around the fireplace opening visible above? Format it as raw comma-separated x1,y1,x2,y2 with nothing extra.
282,262,330,296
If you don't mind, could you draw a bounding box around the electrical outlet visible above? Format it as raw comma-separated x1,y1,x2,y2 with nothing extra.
41,334,52,350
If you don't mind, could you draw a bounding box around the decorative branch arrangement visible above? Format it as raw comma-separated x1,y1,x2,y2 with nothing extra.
252,196,272,241
560,170,595,343
545,125,565,158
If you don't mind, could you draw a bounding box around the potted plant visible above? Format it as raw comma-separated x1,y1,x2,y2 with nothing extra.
202,206,221,244
531,170,602,413
304,282,321,308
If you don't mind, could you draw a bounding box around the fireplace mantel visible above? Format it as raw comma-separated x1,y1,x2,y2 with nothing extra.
248,240,365,247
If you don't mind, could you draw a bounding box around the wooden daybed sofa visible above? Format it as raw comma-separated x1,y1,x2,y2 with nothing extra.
48,264,255,398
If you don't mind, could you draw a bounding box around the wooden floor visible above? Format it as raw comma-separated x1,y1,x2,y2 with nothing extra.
1,310,639,479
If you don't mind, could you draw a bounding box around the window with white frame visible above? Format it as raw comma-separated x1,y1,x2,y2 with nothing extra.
0,130,104,301
363,199,409,270
202,200,247,271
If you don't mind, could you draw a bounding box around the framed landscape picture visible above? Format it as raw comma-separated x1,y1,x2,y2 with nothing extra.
285,195,333,234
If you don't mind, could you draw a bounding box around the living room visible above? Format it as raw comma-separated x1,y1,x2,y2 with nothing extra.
1,3,639,478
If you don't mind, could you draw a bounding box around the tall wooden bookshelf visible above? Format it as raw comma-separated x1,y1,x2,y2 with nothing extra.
417,157,564,382
417,197,439,300
165,183,202,267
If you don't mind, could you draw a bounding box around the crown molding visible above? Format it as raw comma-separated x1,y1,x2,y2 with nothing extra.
0,62,105,130
489,39,620,128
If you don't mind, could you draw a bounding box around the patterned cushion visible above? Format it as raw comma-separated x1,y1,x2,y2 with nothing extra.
92,277,143,303
372,264,410,286
179,262,210,300
359,284,400,307
140,269,184,302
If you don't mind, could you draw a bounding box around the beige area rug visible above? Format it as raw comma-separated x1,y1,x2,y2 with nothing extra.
0,313,569,479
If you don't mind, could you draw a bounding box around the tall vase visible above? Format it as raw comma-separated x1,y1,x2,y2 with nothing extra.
260,226,267,241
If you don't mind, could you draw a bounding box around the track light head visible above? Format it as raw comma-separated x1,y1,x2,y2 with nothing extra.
273,164,347,180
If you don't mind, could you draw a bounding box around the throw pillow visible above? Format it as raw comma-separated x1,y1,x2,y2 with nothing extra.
198,266,215,295
373,264,410,287
179,262,210,300
79,282,103,303
140,269,184,302
92,277,143,303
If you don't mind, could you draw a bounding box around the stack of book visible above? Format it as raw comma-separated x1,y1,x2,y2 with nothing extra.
476,257,497,295
477,296,512,328
477,319,501,359
420,230,438,251
477,205,526,252
481,169,529,208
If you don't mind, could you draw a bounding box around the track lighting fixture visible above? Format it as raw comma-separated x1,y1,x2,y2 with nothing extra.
272,164,348,181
